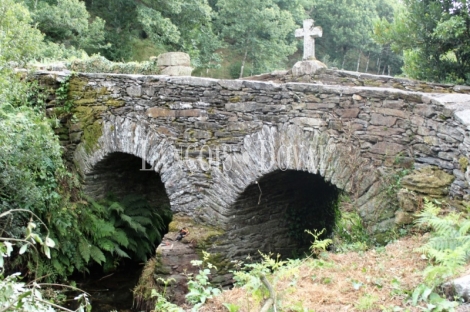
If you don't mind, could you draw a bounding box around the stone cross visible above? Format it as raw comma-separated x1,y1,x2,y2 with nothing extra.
295,19,322,60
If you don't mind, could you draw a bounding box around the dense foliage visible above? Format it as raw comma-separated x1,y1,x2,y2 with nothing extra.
374,0,470,84
0,0,173,284
7,0,406,77
311,0,403,74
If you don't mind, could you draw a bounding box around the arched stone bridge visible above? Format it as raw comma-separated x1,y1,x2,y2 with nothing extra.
40,70,470,257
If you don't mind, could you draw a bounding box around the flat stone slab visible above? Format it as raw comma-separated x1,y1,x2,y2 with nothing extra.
157,52,191,66
424,93,470,126
161,65,193,76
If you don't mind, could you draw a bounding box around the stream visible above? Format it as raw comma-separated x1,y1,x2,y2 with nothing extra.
66,262,143,312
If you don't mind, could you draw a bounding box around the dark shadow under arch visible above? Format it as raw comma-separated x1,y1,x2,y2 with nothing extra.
229,170,340,258
84,152,170,208
83,152,172,260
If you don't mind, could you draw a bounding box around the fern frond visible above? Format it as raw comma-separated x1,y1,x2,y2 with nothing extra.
52,258,66,277
125,206,153,217
78,238,91,263
419,236,462,252
148,228,161,243
120,213,147,234
108,201,125,214
111,229,129,247
91,219,115,239
90,245,106,265
458,219,470,236
130,216,152,226
114,246,130,258
96,238,116,252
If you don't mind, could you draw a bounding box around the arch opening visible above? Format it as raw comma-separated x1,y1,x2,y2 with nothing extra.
229,170,340,259
84,152,172,264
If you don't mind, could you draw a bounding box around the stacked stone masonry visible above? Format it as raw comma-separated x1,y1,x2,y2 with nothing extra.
37,70,470,257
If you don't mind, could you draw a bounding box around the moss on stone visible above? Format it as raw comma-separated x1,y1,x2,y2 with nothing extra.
74,98,97,106
363,79,382,87
373,230,395,245
392,83,405,90
73,106,94,125
401,166,455,196
68,77,88,92
106,99,125,107
459,157,469,171
133,256,159,311
229,96,241,103
83,120,102,153
168,214,223,247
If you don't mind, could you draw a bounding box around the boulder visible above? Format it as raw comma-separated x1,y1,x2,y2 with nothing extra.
292,60,327,76
397,188,420,212
401,166,455,196
394,210,415,226
444,275,470,302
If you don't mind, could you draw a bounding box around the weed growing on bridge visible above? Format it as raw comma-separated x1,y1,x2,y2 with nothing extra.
55,74,74,114
186,251,221,311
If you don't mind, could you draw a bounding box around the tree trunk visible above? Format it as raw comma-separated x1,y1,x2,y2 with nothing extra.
376,58,381,75
342,54,346,70
356,50,362,72
239,49,248,79
365,52,370,73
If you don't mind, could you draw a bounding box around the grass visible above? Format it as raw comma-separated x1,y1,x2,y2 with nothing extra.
198,234,470,311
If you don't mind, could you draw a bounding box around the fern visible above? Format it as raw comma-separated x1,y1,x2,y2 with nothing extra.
53,193,174,274
90,245,106,265
111,229,129,248
114,246,130,258
415,199,470,285
78,238,91,263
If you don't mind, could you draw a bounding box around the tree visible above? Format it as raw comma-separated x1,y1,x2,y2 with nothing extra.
374,0,470,84
83,0,222,69
216,0,301,77
310,0,378,70
19,0,108,56
307,0,402,74
0,0,44,65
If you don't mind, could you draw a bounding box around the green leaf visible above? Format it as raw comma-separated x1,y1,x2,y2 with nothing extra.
4,242,13,256
90,245,106,265
19,244,28,255
45,236,56,248
78,239,91,263
43,245,51,259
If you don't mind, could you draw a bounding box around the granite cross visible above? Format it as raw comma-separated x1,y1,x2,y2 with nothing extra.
295,19,322,60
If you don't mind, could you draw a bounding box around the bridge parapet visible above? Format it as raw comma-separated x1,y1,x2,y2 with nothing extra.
36,70,470,244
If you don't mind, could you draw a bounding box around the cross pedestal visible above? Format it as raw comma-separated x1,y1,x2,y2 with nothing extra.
293,19,326,76
295,19,322,61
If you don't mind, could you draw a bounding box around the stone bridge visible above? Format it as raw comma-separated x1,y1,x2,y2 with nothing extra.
39,70,470,258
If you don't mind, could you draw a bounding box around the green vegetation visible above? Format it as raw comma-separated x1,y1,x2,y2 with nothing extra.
10,0,407,77
312,0,403,73
374,0,470,84
195,199,470,311
4,0,470,310
186,252,222,311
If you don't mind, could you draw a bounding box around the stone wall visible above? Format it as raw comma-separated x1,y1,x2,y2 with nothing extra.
36,70,470,254
247,68,470,94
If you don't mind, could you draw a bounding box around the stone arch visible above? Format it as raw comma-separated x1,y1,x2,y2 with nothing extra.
73,115,200,214
208,124,391,258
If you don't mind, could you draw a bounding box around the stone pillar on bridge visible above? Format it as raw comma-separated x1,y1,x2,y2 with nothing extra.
292,19,327,76
156,52,193,76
